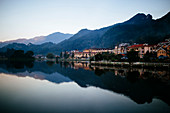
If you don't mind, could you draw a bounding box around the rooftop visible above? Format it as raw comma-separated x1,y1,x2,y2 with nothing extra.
128,44,145,48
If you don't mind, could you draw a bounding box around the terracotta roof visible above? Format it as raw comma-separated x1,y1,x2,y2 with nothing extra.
146,44,157,47
128,44,145,48
83,52,90,53
128,44,158,48
86,48,113,50
160,41,168,43
74,52,83,54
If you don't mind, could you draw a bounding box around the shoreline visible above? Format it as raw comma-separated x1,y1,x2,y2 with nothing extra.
90,61,170,69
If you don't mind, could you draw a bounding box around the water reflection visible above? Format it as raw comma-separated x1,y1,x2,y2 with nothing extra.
0,60,170,108
2,74,170,113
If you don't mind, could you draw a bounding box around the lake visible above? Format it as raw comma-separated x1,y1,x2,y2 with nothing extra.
0,61,170,113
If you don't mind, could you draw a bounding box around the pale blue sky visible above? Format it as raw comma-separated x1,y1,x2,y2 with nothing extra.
0,0,170,41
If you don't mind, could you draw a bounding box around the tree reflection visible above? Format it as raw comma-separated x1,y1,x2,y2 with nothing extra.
127,70,140,83
0,60,34,69
94,68,105,76
46,61,55,66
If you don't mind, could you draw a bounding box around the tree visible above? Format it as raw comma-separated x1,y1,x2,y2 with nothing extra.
46,61,54,66
71,53,74,58
116,54,123,61
95,53,103,61
5,48,15,58
25,51,34,58
102,53,109,61
64,51,69,59
127,49,139,65
10,50,25,59
143,51,157,62
46,53,55,59
143,51,150,62
110,53,117,61
60,52,63,58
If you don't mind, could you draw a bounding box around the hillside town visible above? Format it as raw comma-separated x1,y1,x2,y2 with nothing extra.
57,38,170,60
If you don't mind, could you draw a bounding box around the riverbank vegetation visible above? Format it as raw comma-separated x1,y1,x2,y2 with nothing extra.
0,48,34,61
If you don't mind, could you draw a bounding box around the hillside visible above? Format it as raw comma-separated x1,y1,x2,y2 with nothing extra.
0,42,57,55
56,12,170,50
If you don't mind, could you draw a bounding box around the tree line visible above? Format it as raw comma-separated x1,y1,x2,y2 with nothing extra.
0,48,34,60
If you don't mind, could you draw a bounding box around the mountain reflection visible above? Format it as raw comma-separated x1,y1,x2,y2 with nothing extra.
0,60,170,105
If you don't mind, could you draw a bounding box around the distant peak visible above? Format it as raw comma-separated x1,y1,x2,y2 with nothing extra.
48,32,73,36
135,13,146,17
79,28,89,31
124,13,153,24
77,28,91,34
146,14,152,20
27,43,33,46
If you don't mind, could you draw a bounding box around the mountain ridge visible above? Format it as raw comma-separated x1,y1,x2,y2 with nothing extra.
0,12,169,55
0,32,73,48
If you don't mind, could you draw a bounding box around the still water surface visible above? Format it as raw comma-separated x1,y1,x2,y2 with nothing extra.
0,61,170,113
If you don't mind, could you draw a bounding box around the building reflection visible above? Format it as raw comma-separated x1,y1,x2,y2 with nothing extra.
58,61,91,70
89,64,170,81
57,61,170,82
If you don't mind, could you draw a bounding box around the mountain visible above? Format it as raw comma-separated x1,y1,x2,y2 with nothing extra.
55,26,113,51
55,12,170,50
30,32,73,44
0,32,73,48
123,13,153,24
98,12,170,48
0,38,29,48
0,42,57,55
0,12,169,55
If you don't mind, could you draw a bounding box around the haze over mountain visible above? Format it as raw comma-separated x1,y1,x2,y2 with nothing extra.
0,12,169,55
0,32,73,48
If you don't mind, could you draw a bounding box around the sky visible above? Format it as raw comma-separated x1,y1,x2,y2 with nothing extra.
0,0,170,41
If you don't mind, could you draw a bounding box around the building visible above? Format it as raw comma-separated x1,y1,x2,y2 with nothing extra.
73,48,114,59
72,39,170,59
73,62,91,70
127,44,157,58
114,43,130,55
84,48,114,53
157,38,170,58
34,55,46,59
157,47,167,57
74,52,84,58
83,48,114,57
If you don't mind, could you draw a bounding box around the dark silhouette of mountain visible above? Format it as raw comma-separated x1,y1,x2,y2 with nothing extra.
0,42,58,55
55,12,170,50
123,13,153,24
0,12,169,54
98,12,170,48
0,32,73,48
56,27,112,51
